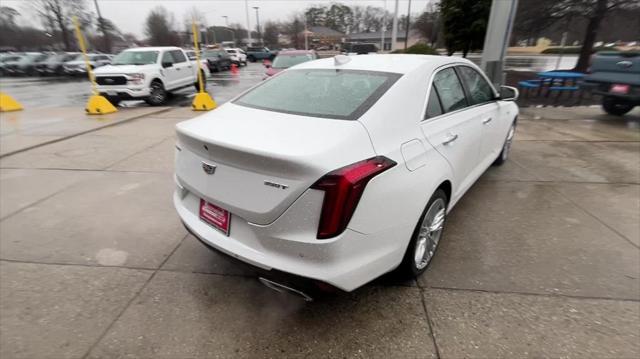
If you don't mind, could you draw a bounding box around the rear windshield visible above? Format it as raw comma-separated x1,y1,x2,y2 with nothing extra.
111,51,158,65
234,69,401,120
272,54,314,69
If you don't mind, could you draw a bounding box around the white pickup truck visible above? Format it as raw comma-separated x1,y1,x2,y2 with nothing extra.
94,46,209,106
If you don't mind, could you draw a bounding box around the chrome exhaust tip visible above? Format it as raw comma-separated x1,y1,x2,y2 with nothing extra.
258,277,313,302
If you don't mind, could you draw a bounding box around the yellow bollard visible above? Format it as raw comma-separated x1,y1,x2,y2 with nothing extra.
191,20,216,111
0,92,23,112
72,16,117,115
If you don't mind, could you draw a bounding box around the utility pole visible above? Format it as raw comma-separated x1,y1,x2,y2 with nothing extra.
404,0,412,50
480,0,519,87
253,6,261,45
93,0,110,53
391,0,399,51
304,17,309,50
244,0,252,46
380,0,386,52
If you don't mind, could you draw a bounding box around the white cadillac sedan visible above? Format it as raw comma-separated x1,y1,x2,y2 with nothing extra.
174,55,518,298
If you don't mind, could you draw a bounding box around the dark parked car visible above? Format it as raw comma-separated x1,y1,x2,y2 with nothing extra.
3,53,48,76
342,43,378,55
245,47,277,62
0,54,23,75
264,50,317,78
202,49,232,72
34,52,80,76
584,51,639,116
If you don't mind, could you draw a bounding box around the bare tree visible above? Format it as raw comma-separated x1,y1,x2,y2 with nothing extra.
31,0,92,51
565,0,638,72
145,6,181,46
0,6,20,27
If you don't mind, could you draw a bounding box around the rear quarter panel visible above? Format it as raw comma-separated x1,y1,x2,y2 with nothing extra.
349,64,454,237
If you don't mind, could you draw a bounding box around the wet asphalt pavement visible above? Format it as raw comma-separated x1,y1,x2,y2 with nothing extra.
0,62,266,110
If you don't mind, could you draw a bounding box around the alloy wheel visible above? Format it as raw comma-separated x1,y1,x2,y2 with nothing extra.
414,198,446,270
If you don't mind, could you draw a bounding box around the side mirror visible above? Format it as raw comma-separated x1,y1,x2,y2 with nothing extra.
499,86,519,101
162,61,173,68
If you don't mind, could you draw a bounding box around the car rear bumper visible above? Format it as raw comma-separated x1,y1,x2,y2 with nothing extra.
585,81,640,104
593,91,640,103
97,85,151,99
173,187,407,292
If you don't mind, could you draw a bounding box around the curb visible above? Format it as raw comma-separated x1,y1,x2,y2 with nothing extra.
0,107,171,159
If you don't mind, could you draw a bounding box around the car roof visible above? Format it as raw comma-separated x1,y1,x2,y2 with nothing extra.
124,47,181,52
278,50,315,56
293,54,471,75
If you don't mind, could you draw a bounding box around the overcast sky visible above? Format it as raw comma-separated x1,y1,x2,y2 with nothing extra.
5,0,436,37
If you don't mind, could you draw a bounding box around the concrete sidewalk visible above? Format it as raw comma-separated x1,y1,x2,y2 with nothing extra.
0,106,169,157
0,106,638,358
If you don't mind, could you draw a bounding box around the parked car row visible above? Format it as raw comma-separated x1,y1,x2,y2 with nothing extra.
0,52,113,76
183,47,248,73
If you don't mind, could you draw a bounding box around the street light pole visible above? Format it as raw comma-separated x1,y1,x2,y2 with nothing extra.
253,7,261,46
304,17,308,50
380,0,386,52
222,15,229,27
404,0,412,50
92,0,111,52
391,0,399,51
244,0,252,46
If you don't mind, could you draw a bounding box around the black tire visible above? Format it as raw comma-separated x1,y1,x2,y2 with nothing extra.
247,55,256,62
145,80,167,106
602,97,634,116
397,189,448,278
242,61,247,66
194,70,206,91
105,96,121,107
493,121,517,166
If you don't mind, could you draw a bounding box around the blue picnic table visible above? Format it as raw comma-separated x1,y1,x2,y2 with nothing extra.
537,71,584,98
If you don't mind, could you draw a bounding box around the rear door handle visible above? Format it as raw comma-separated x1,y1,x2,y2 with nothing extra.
442,134,459,145
482,118,492,124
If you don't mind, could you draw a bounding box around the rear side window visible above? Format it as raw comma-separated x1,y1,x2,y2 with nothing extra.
234,69,401,120
425,85,443,118
433,68,467,113
161,51,174,64
457,66,495,105
170,50,187,63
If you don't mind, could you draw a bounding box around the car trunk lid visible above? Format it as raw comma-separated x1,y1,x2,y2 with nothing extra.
175,103,376,225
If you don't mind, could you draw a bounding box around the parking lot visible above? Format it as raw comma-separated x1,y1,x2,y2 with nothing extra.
1,67,639,358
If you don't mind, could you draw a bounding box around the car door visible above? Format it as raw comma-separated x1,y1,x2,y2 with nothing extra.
96,55,110,67
456,65,503,168
420,66,483,202
170,50,191,87
160,51,180,89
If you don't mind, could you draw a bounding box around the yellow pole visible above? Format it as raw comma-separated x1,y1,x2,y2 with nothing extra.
72,16,97,95
190,20,216,111
192,21,205,94
71,16,116,114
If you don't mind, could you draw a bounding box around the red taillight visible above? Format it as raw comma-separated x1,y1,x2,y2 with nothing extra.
311,156,396,239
